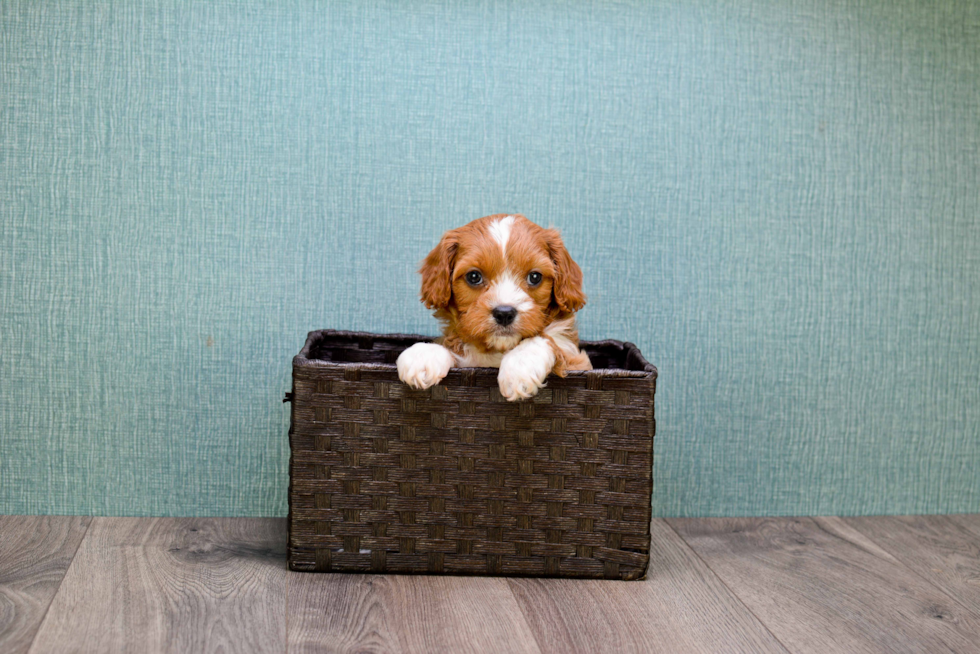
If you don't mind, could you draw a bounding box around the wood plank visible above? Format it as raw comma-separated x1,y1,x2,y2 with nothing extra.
845,514,980,614
288,572,543,653
0,516,91,654
507,519,788,654
670,516,980,654
951,514,980,535
29,517,287,654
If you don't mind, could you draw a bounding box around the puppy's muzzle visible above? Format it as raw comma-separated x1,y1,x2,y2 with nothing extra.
492,305,518,327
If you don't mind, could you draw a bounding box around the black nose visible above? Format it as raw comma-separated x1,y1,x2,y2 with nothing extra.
492,306,518,326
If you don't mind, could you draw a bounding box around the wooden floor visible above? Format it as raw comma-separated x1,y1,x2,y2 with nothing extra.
2,516,979,653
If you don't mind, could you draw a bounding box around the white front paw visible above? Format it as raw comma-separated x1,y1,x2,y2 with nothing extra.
396,343,455,390
497,337,556,401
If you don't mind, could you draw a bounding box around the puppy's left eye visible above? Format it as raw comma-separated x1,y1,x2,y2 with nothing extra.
527,272,543,287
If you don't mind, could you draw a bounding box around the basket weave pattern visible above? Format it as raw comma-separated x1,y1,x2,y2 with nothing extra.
288,330,656,579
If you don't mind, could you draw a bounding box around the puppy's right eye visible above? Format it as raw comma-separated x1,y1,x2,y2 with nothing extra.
465,271,483,286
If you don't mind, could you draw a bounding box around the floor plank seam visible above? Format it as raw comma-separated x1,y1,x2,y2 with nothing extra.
503,579,548,654
24,516,95,654
838,518,980,623
663,519,794,654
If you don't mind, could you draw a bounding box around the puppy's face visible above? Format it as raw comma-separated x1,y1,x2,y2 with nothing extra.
419,214,585,352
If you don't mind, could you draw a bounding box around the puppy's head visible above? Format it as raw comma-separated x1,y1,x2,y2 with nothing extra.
419,214,585,352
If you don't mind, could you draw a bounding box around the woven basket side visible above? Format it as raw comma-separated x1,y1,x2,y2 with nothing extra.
288,329,655,580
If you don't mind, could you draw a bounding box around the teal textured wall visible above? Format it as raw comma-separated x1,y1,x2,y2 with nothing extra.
2,0,978,518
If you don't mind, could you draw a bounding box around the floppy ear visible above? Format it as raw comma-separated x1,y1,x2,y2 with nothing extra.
545,229,586,313
419,231,459,310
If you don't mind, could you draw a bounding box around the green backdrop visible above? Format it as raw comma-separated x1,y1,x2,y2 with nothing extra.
2,0,978,517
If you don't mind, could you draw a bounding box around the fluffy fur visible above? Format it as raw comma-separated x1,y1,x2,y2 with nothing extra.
397,214,591,400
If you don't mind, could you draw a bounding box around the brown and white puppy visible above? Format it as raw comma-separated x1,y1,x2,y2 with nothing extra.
397,214,591,400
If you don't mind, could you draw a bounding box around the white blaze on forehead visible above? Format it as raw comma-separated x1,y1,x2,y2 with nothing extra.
487,272,533,312
488,215,516,256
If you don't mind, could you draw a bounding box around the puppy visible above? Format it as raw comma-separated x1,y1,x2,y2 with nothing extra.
397,214,591,400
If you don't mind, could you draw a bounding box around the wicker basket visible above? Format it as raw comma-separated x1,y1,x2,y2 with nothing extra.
286,329,657,580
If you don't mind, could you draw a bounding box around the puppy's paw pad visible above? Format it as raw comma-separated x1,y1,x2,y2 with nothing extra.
396,343,454,390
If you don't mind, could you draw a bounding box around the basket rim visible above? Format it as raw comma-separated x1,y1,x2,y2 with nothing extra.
294,328,657,379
